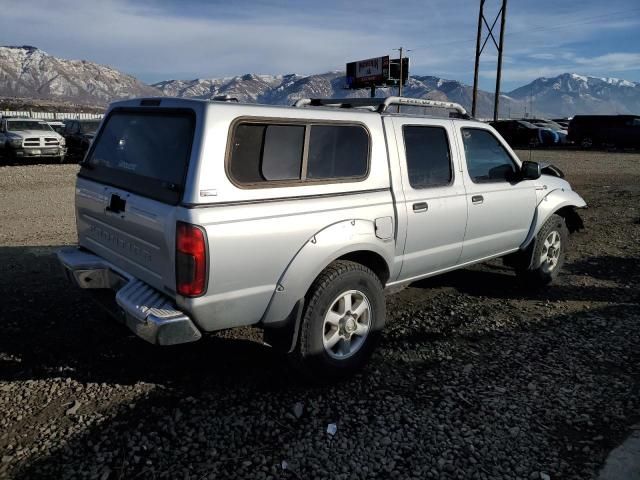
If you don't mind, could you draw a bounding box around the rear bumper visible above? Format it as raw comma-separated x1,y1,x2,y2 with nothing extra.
56,247,201,346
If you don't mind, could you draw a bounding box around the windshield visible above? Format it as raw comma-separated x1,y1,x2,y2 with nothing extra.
79,121,100,134
7,121,53,132
518,121,536,128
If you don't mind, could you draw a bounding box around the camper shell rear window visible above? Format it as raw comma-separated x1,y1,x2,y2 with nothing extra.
79,108,196,204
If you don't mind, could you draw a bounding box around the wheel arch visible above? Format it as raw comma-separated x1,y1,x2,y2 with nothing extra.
337,250,390,286
260,219,394,329
521,188,586,250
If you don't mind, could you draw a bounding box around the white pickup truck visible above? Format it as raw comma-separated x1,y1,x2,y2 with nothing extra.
58,96,586,379
0,117,66,162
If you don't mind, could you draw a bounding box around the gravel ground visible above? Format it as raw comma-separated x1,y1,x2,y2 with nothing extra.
0,150,639,480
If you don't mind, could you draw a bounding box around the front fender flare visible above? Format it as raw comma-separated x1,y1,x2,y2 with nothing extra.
260,219,395,326
521,188,587,249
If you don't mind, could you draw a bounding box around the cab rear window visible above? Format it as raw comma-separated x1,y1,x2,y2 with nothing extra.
80,109,195,204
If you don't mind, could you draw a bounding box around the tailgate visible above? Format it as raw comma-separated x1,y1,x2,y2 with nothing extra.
76,177,178,296
75,107,197,296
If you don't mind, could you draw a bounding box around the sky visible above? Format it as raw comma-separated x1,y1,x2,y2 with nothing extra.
1,0,639,91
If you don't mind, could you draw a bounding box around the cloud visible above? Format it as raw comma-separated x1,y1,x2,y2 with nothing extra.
0,0,453,80
529,53,556,61
0,0,638,90
480,52,640,83
574,53,640,71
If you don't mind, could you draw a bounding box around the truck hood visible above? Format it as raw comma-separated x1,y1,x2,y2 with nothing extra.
7,130,62,139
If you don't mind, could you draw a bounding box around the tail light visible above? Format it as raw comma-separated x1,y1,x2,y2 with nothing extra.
176,222,207,297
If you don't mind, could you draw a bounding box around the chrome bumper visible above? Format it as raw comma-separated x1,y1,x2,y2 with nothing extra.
10,147,66,158
57,247,201,346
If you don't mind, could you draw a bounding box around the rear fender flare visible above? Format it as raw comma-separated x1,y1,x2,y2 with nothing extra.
260,219,394,327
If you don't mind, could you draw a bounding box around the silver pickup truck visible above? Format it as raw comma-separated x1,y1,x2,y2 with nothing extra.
58,96,586,379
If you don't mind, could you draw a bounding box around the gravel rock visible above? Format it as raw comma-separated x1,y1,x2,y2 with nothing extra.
0,152,639,480
293,402,304,419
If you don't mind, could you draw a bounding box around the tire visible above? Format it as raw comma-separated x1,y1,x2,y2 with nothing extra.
290,260,385,380
517,214,569,287
580,136,593,149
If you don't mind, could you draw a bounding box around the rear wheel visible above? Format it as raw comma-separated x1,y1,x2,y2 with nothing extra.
517,214,568,287
580,136,594,149
290,260,385,380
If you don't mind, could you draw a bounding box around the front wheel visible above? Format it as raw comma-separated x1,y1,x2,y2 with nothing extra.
290,260,385,380
517,214,569,287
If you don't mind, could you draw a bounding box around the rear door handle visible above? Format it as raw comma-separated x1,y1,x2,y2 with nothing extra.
471,195,484,204
412,202,428,213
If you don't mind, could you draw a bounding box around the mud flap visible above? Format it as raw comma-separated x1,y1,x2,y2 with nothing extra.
263,299,305,354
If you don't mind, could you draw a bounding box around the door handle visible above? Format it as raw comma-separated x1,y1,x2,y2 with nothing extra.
471,195,484,204
412,202,428,213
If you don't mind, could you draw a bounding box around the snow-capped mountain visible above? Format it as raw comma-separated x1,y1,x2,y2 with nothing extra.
0,46,159,104
508,73,640,116
152,72,519,118
1,46,638,117
153,73,297,102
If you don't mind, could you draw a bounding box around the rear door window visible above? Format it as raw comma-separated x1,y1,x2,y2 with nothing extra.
402,126,452,188
80,109,195,204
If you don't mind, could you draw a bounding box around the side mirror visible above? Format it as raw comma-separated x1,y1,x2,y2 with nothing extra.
520,161,541,180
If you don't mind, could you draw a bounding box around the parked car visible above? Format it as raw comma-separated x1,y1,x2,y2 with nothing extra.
63,119,101,161
489,119,556,148
0,117,66,162
568,115,640,149
530,121,567,144
527,118,568,144
46,121,66,134
57,96,586,379
551,118,570,129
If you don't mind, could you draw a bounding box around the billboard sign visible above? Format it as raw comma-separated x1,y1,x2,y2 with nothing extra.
389,57,409,87
346,56,409,89
346,56,389,89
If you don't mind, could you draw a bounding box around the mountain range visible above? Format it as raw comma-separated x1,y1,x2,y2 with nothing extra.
1,46,639,118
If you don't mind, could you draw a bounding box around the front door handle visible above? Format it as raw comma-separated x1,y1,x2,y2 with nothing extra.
471,195,484,204
413,202,428,213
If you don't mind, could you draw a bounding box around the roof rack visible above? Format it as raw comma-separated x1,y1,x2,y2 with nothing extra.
293,96,468,117
212,95,239,103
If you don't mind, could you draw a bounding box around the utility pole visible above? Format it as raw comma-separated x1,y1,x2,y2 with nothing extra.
397,47,404,97
472,0,485,118
493,0,507,121
394,47,411,112
471,0,508,120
